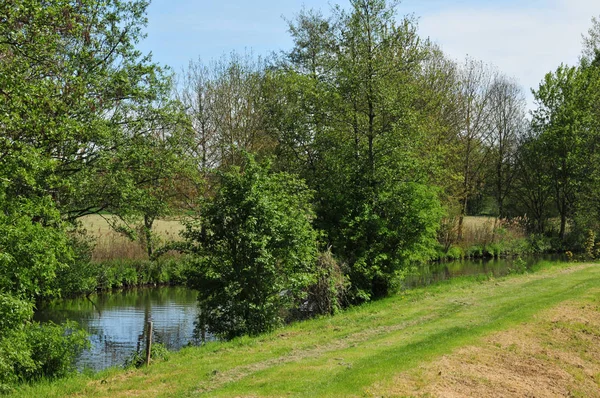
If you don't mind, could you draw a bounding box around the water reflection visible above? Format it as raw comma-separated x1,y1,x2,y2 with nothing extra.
402,255,564,288
34,255,564,371
34,287,199,371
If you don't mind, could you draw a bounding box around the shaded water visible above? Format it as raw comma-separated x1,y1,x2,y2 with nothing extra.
402,255,563,288
34,287,199,371
35,255,563,371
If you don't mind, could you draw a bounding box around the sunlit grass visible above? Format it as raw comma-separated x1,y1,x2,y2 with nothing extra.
78,215,186,261
13,261,600,397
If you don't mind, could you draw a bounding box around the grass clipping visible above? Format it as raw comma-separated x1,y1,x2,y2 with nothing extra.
374,299,600,398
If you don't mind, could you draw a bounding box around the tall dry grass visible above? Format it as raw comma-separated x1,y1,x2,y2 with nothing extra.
440,216,528,252
78,215,185,261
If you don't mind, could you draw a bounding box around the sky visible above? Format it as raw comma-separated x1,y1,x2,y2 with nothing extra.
138,0,600,110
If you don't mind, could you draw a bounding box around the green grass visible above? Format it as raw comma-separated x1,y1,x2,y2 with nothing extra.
12,261,600,397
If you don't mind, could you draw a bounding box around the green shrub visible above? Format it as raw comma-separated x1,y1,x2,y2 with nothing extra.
24,322,89,380
446,246,465,260
466,245,484,258
508,257,528,274
55,233,97,297
485,243,501,258
185,155,319,340
0,321,88,393
526,234,552,253
123,342,169,369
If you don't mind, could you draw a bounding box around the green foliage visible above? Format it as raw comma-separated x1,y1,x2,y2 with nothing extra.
446,246,465,260
584,229,597,259
0,0,189,388
0,321,88,393
527,234,553,253
268,0,445,303
0,295,33,336
300,250,348,318
184,155,319,339
507,257,528,274
342,183,443,301
23,322,89,380
0,0,185,221
466,245,484,258
123,343,169,369
0,196,73,300
58,258,190,295
54,233,98,297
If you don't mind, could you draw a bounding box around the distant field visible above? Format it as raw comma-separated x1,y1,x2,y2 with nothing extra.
462,216,495,231
79,215,186,261
79,215,499,261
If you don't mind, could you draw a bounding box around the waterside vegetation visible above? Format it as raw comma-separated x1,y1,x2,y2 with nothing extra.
2,0,600,393
11,262,600,397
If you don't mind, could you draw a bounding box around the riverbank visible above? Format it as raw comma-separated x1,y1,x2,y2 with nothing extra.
14,261,600,397
55,258,191,298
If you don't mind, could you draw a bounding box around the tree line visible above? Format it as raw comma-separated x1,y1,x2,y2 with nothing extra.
1,0,600,389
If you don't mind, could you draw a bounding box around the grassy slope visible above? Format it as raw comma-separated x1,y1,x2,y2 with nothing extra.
14,262,600,397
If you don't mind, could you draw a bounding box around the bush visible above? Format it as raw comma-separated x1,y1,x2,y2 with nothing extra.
54,232,97,297
24,322,89,380
466,245,484,258
507,257,528,274
0,321,88,393
297,250,348,319
185,155,319,340
342,183,443,302
123,342,169,369
446,246,465,260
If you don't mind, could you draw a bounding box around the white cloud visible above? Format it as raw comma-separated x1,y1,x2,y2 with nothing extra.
416,0,600,109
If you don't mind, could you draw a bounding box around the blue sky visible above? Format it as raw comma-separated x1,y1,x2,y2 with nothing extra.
139,0,600,109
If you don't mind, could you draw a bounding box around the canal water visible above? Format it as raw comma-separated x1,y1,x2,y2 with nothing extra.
34,287,200,371
34,255,563,371
402,255,563,288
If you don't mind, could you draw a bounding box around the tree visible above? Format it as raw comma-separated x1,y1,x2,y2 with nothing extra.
0,0,183,221
0,0,180,388
582,16,600,63
184,155,318,339
487,75,526,218
179,53,275,172
454,59,496,239
531,65,585,240
268,0,444,302
510,127,554,233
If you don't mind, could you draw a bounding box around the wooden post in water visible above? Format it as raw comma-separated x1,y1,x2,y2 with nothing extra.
146,321,153,366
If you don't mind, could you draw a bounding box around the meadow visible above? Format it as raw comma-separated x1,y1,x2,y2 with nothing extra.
79,215,185,261
82,215,517,262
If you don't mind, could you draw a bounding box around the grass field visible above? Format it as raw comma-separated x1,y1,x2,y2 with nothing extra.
14,261,600,397
81,215,501,261
79,215,185,261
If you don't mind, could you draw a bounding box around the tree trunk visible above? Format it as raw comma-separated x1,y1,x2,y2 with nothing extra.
144,214,155,258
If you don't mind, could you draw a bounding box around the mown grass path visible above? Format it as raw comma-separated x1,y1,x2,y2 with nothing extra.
15,262,600,397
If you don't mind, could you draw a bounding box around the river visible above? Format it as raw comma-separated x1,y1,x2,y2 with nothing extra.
34,255,563,371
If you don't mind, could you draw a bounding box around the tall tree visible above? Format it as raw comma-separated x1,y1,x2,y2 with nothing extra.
531,65,585,240
487,75,526,218
179,53,275,173
269,0,443,301
0,0,177,388
454,59,496,238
